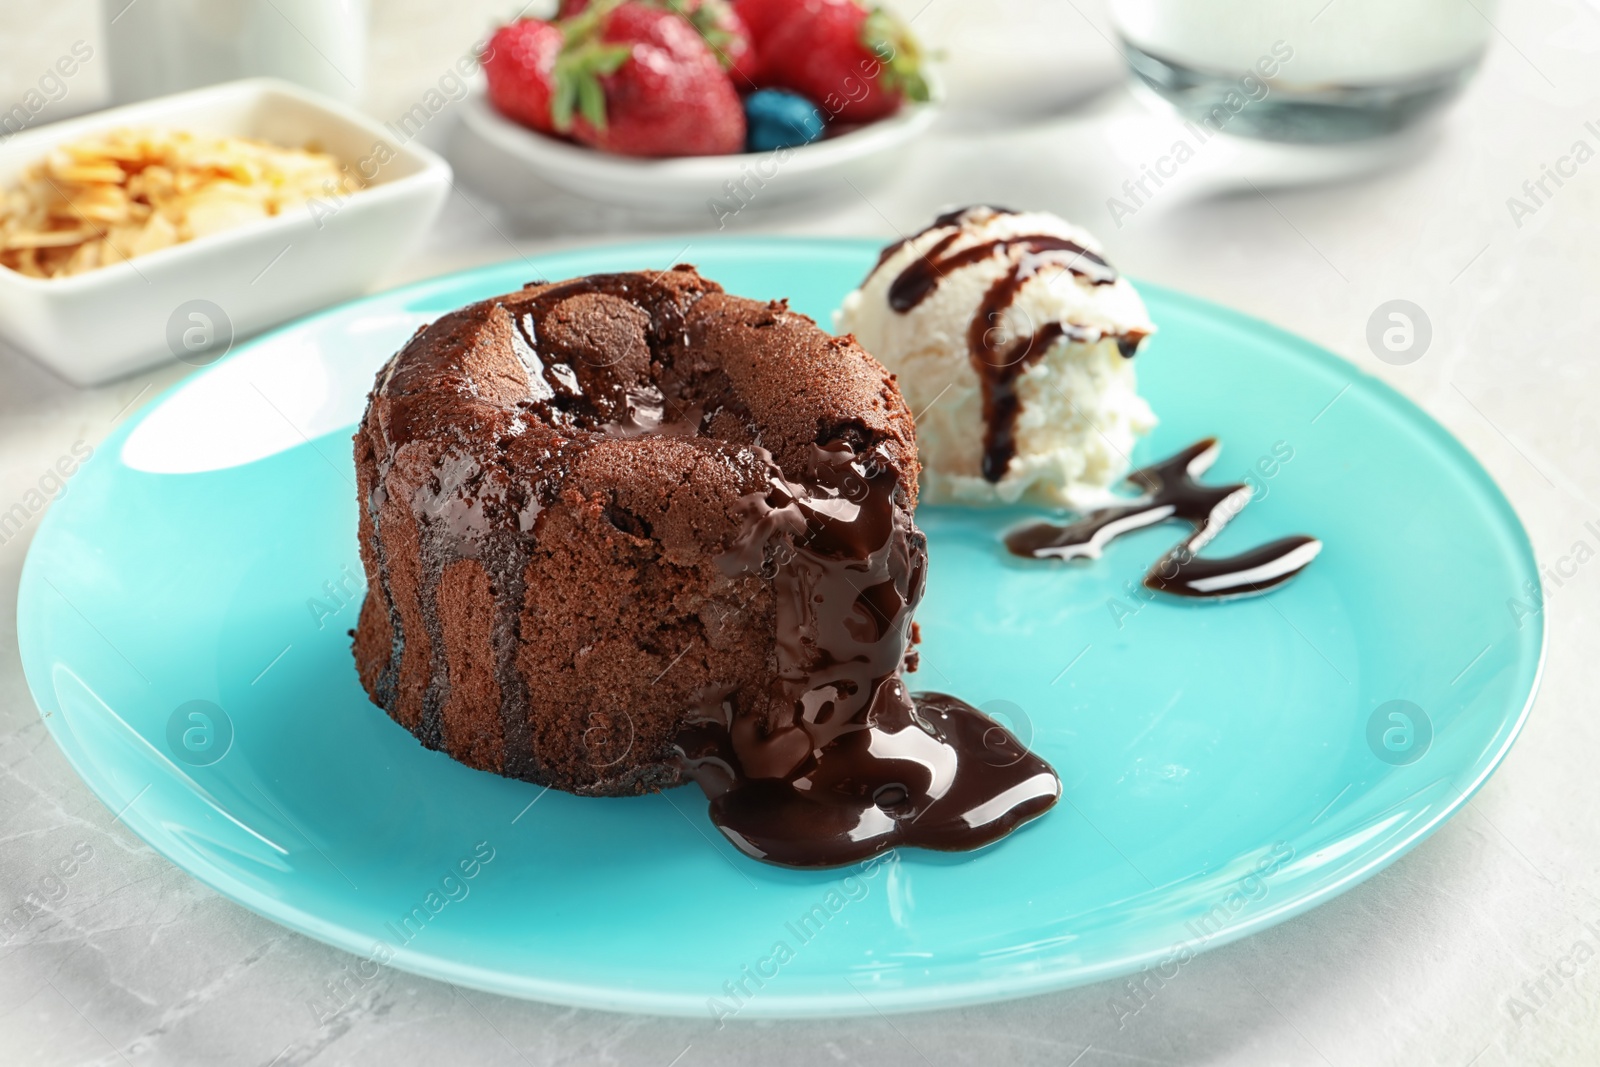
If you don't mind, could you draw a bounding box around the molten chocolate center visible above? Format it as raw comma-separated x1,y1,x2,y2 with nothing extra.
674,443,1059,867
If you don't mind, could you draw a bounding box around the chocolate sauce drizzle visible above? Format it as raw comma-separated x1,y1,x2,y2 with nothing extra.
889,232,1117,313
1004,439,1322,599
675,443,1060,868
878,206,1144,483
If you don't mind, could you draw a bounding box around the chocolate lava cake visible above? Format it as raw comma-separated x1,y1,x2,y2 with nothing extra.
353,265,1058,867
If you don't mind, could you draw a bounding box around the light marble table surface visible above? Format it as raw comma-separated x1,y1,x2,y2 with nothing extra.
2,1,1599,1065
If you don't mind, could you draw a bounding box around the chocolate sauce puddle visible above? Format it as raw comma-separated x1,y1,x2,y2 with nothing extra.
1005,439,1322,599
674,443,1060,868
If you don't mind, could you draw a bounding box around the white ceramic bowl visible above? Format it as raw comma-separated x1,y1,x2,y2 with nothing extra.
0,78,451,386
459,90,937,221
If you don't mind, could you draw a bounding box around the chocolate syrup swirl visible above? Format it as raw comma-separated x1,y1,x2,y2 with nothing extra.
888,232,1117,313
675,443,1060,868
1005,439,1321,599
1146,536,1323,598
870,205,1017,271
877,206,1145,483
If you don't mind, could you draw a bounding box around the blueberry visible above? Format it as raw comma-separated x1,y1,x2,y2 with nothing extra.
744,90,825,153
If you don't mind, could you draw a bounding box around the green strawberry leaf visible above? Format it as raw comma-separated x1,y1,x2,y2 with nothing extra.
863,7,931,103
551,36,631,132
559,0,624,41
576,71,608,128
552,71,578,130
688,2,736,51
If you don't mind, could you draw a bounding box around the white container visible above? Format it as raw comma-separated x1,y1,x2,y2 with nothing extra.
103,0,369,106
458,90,938,223
0,79,450,386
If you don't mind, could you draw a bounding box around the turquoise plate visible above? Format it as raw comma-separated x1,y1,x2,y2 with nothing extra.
18,239,1543,1018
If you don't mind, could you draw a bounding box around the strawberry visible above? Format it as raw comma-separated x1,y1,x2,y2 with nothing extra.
484,15,636,137
564,2,746,157
561,0,759,85
692,1,760,86
757,0,929,124
730,0,789,44
483,20,566,133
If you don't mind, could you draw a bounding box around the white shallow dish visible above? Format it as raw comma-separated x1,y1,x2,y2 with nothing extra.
460,90,937,221
0,78,451,386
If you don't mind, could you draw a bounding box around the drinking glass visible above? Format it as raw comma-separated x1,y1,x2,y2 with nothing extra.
1107,0,1495,141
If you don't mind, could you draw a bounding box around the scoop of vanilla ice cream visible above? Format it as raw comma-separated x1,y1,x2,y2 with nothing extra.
836,207,1156,508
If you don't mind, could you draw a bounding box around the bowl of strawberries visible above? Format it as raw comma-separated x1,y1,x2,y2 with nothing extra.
463,0,938,221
